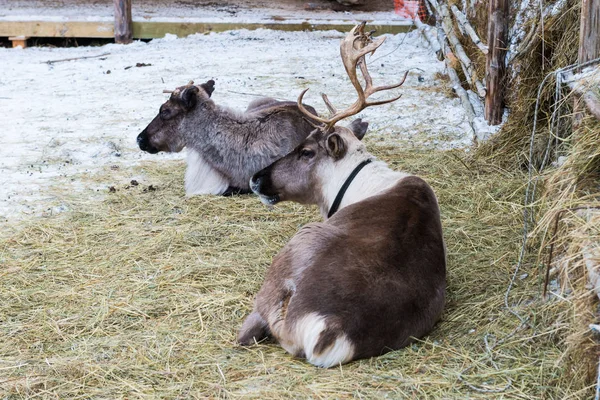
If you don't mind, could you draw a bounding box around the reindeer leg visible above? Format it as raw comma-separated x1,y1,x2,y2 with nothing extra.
238,311,271,345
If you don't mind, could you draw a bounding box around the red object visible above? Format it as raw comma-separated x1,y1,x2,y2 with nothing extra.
394,0,428,21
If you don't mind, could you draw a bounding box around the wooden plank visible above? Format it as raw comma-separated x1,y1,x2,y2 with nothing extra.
0,20,413,40
131,21,413,38
114,0,133,44
0,21,114,38
484,0,508,125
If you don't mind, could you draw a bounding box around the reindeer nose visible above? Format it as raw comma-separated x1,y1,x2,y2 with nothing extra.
251,166,274,193
137,131,148,150
137,130,159,153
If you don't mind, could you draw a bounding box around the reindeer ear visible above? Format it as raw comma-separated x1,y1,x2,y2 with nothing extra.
180,86,199,109
347,118,369,140
200,80,215,97
326,133,346,159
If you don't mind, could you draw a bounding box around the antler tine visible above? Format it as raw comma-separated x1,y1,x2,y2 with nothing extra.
297,88,332,125
321,93,337,115
297,22,406,132
163,89,174,94
365,93,403,107
361,68,409,100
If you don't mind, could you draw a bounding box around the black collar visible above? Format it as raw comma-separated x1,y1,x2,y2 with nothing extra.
327,159,372,218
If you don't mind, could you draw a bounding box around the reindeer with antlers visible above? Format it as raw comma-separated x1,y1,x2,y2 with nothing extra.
137,80,369,196
238,23,446,367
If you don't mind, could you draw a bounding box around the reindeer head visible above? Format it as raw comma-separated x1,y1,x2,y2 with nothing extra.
251,22,407,207
137,80,215,154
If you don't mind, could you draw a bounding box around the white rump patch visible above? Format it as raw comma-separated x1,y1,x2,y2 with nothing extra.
184,149,230,195
283,313,354,368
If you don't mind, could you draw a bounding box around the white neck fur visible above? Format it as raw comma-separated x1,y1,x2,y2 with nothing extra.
185,149,230,195
319,148,410,219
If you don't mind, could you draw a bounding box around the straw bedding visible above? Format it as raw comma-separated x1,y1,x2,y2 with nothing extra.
0,135,594,398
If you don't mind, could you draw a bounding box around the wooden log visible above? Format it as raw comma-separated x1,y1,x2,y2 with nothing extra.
429,0,486,98
484,0,509,125
113,0,132,44
450,5,488,54
9,35,29,48
0,19,414,40
426,0,442,16
414,17,442,60
437,28,477,141
569,78,600,121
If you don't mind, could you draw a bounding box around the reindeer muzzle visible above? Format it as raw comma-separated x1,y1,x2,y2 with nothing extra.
250,168,280,205
137,130,159,154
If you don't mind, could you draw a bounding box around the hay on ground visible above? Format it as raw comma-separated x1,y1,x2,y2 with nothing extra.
0,136,594,398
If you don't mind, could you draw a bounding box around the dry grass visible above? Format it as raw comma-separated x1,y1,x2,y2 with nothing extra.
532,115,600,391
0,138,594,398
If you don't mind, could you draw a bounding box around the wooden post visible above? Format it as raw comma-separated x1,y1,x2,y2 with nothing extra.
578,0,600,66
114,0,133,44
9,36,29,48
484,0,508,125
573,0,600,126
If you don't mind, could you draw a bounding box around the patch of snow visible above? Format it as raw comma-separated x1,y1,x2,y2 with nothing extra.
0,28,471,220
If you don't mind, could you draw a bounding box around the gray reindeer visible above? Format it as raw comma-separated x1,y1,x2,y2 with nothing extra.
137,80,369,196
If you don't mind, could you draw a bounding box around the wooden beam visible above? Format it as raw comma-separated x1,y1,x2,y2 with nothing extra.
484,0,508,125
0,19,413,40
0,21,114,38
114,0,133,44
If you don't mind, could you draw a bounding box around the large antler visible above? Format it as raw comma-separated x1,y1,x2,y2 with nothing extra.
297,22,408,132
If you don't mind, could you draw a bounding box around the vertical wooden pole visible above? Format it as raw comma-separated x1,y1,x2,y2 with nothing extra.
573,0,600,127
578,0,600,65
484,0,509,125
114,0,133,44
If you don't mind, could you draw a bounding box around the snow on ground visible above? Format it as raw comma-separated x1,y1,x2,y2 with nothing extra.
0,28,472,220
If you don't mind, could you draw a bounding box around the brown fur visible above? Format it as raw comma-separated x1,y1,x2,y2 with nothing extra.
239,175,446,363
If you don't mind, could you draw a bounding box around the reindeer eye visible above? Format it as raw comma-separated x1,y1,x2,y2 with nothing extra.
160,108,171,120
300,149,315,159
